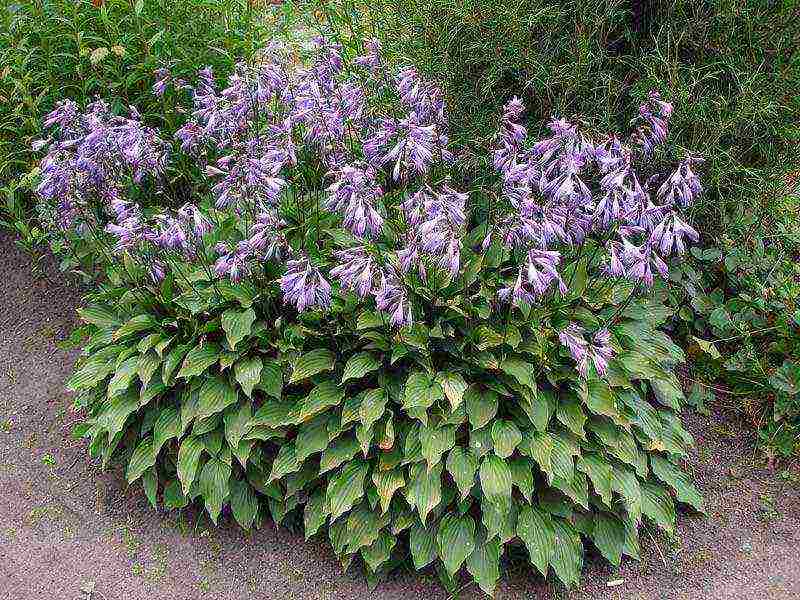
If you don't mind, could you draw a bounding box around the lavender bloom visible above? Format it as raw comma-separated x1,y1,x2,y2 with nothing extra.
559,325,614,378
374,269,413,327
657,158,703,207
396,66,446,127
558,324,588,365
248,207,289,261
153,67,170,97
499,249,567,305
649,212,699,256
326,166,384,238
280,256,332,312
493,96,527,174
380,114,451,181
329,246,377,299
637,90,673,154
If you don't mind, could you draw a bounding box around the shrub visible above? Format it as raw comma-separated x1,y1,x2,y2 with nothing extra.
39,37,704,593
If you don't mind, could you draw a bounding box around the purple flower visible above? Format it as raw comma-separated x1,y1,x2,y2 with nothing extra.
354,38,382,73
374,269,413,327
280,256,332,312
559,324,588,365
499,249,567,305
559,325,614,378
153,68,171,97
329,246,377,299
326,165,384,238
657,158,703,208
649,212,699,256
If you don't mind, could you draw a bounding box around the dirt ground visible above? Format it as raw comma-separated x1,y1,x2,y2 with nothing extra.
1,231,799,600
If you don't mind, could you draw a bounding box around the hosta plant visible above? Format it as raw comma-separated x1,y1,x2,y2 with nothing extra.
40,35,704,593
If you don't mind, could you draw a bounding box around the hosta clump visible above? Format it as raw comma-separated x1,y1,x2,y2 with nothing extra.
42,36,704,593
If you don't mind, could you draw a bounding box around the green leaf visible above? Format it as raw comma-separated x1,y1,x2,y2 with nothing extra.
612,466,642,524
290,348,335,383
479,455,512,505
592,513,625,566
327,460,369,521
304,488,328,539
142,467,158,509
409,523,437,569
358,389,388,429
419,424,457,471
78,305,120,329
221,307,256,350
641,482,676,534
177,342,219,380
300,380,345,421
372,469,405,513
551,518,582,587
650,455,703,512
436,372,468,411
436,514,476,576
177,436,204,494
403,371,444,410
466,532,501,596
341,352,380,383
508,458,535,503
516,505,555,576
579,380,619,419
691,335,721,360
136,351,161,389
499,357,536,390
556,395,587,438
234,356,262,398
230,478,258,529
446,447,478,500
250,399,298,428
152,406,180,456
577,454,613,507
126,437,155,483
199,457,231,524
223,401,252,451
295,415,330,463
197,376,238,419
98,390,139,438
651,376,684,411
320,435,360,474
362,532,396,573
162,343,190,384
256,359,283,399
113,314,155,340
465,385,498,429
406,462,442,524
491,420,522,459
268,442,300,483
107,356,139,398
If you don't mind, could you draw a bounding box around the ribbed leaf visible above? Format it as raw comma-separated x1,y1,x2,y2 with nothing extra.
113,314,155,340
361,531,396,573
250,399,299,428
465,385,498,429
466,532,501,596
406,462,442,524
300,380,344,421
142,467,158,509
98,390,139,438
409,523,437,569
551,518,582,587
479,455,512,505
446,447,478,500
177,342,219,380
499,357,535,390
577,453,613,506
197,376,238,419
346,506,386,554
591,512,625,566
651,375,684,410
320,435,360,473
152,406,180,456
612,466,642,523
436,513,476,576
556,395,587,438
126,437,155,483
341,352,380,383
221,307,256,350
516,505,554,576
199,457,231,524
223,401,252,450
163,478,187,509
403,371,444,410
304,488,328,539
327,460,369,521
358,388,387,429
641,482,676,534
162,343,190,384
650,454,703,512
290,348,335,383
107,356,139,398
230,478,258,529
372,469,405,513
295,415,329,463
419,424,456,471
491,420,522,459
508,457,535,503
78,305,120,329
436,372,468,411
255,359,283,399
234,356,262,398
579,379,620,419
268,442,300,483
177,435,204,494
136,351,161,389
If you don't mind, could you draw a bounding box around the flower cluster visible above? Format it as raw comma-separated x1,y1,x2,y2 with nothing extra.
34,35,702,380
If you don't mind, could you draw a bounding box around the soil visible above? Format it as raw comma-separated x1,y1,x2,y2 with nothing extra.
1,231,798,600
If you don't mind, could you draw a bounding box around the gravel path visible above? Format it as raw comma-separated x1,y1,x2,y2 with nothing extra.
1,231,798,600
